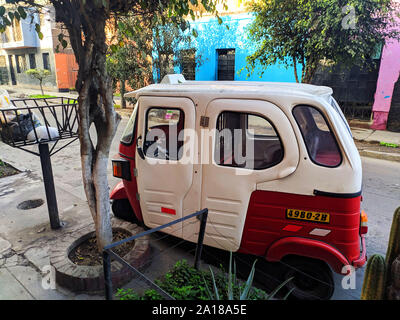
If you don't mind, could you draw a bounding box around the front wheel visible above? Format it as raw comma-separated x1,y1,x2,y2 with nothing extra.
111,199,138,223
280,256,334,300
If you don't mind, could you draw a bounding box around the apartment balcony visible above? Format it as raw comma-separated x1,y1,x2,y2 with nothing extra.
0,17,40,50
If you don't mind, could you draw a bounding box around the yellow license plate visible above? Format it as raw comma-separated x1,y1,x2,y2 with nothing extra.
286,208,330,224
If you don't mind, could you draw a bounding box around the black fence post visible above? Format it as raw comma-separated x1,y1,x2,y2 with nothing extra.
38,143,61,230
194,209,208,270
103,250,113,300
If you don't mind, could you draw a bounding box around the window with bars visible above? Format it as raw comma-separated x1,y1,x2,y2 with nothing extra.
217,49,235,81
180,49,196,80
42,53,50,71
12,19,23,42
29,54,36,69
15,54,27,73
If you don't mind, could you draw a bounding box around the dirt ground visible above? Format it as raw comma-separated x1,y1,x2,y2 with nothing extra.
0,160,19,178
68,229,135,266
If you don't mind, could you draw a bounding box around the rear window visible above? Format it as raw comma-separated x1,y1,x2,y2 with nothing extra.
293,105,342,167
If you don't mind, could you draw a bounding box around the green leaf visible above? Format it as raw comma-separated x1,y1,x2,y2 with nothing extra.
8,12,14,21
37,31,43,40
208,266,220,300
117,21,125,31
227,252,233,300
3,17,11,26
14,12,20,21
192,29,198,38
239,259,257,300
0,6,5,16
266,277,294,300
61,39,68,48
18,7,27,20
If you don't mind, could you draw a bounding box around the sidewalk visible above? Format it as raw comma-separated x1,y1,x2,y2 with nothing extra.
2,85,122,104
351,126,400,162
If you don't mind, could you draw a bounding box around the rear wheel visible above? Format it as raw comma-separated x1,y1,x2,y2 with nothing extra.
280,256,334,300
111,199,137,223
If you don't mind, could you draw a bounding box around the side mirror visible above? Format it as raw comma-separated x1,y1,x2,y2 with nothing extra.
137,135,145,160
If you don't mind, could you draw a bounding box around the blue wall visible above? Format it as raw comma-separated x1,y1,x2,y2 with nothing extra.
177,13,301,82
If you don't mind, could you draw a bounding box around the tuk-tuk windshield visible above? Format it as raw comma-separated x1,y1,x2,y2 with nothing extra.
120,103,138,145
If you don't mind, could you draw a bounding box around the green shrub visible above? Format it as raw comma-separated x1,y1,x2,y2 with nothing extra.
29,94,57,99
116,259,270,300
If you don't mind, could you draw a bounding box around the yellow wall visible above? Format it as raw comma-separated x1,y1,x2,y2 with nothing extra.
190,0,251,17
217,0,249,15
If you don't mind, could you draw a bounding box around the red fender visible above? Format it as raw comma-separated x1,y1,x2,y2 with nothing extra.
110,181,127,200
266,237,350,274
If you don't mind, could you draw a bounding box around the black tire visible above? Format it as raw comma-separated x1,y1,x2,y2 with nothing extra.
111,199,137,223
280,256,334,300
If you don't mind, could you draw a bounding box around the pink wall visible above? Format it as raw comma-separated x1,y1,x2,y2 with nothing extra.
371,2,400,130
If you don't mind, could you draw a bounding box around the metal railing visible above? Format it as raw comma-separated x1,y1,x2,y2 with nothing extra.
0,97,79,151
0,97,79,229
102,208,209,300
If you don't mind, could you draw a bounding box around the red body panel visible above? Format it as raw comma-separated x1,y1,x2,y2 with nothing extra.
238,190,362,272
110,181,127,200
266,237,349,273
116,134,143,222
112,127,364,274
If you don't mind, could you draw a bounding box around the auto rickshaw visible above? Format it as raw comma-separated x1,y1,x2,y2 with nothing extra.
110,74,368,300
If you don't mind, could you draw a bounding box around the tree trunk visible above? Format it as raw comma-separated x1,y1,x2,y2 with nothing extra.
302,57,318,84
53,2,121,252
40,80,44,95
293,57,299,83
120,79,126,109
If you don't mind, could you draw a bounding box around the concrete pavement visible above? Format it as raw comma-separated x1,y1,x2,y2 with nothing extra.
351,127,400,162
0,101,129,299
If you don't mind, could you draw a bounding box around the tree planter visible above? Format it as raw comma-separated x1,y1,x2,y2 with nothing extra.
49,218,150,293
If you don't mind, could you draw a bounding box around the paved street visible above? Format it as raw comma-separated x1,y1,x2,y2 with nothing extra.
331,156,400,300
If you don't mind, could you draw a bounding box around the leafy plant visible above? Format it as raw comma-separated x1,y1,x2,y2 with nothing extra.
116,257,293,300
204,252,293,300
380,142,399,148
246,0,400,83
28,94,57,99
26,69,52,96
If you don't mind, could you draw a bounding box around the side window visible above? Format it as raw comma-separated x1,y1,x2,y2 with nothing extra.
293,105,342,167
144,107,184,160
215,111,283,170
247,114,277,137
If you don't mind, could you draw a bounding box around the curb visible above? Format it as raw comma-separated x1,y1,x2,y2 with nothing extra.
358,149,400,162
50,218,150,294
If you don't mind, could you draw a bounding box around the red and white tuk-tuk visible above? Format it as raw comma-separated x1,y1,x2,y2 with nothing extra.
110,74,368,300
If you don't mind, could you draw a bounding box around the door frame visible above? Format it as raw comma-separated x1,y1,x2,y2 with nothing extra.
194,98,300,251
135,96,196,238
